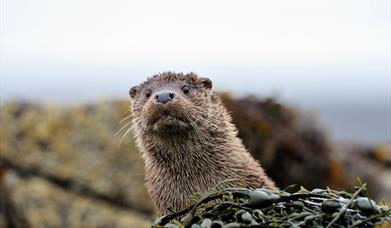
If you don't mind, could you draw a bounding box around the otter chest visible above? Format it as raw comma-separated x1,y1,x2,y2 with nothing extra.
145,158,226,213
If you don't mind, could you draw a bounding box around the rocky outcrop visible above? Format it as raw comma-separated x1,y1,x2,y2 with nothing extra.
222,95,332,189
221,95,391,200
0,101,153,227
1,171,150,228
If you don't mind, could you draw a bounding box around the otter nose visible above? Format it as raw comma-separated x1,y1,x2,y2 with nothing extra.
154,91,176,104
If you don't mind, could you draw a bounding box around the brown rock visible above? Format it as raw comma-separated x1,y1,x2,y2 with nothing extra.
3,171,151,228
0,102,153,214
221,95,332,189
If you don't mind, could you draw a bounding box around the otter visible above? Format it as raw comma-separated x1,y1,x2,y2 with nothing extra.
129,72,276,216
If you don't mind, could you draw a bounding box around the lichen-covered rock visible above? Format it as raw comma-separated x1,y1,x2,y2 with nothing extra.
221,95,391,201
335,145,391,202
0,101,152,214
3,171,151,228
221,95,332,189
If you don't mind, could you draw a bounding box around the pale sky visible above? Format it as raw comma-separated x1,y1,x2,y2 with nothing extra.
0,0,390,143
1,0,389,98
2,0,389,66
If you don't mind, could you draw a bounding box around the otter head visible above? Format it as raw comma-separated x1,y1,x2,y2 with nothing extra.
129,72,215,137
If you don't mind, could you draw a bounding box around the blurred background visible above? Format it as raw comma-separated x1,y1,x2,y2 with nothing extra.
0,0,390,227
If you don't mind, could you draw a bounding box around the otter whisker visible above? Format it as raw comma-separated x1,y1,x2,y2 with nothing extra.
119,114,133,124
116,124,133,151
114,120,133,136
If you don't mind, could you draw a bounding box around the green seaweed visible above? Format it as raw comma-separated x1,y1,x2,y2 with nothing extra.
153,183,390,228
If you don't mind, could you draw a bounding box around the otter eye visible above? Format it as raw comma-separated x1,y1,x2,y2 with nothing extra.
145,90,152,98
182,85,190,94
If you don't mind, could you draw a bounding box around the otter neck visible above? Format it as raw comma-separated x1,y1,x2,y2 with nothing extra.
140,123,238,168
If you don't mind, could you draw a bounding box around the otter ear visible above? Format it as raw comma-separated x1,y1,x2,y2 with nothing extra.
129,86,139,99
200,78,213,90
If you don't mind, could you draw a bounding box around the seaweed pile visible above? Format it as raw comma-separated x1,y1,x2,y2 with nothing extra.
153,182,390,228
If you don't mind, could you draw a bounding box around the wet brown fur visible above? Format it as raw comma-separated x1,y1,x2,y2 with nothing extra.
129,72,276,215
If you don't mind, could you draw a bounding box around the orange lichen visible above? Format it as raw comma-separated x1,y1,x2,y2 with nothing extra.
328,160,346,189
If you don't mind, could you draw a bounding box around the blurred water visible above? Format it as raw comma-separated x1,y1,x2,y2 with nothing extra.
1,63,390,145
